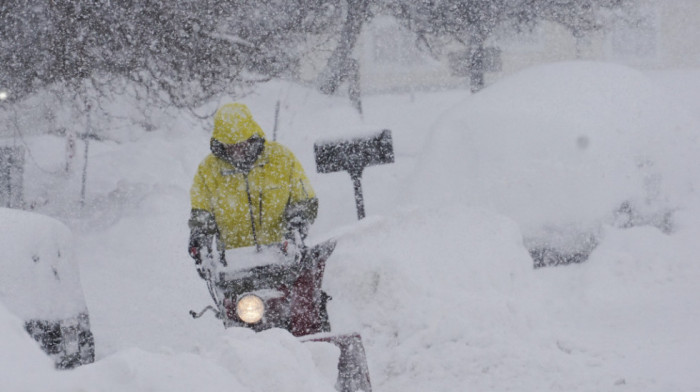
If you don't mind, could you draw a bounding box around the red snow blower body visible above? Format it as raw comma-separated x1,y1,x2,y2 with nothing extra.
190,239,372,392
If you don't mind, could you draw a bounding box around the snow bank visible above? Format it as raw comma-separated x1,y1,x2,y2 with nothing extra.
0,300,337,392
53,328,337,392
0,302,56,388
324,198,700,391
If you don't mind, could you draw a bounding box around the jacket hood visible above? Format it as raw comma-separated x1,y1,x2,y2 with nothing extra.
212,103,266,145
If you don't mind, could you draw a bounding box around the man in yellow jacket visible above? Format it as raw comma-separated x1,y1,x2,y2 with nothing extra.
188,103,318,264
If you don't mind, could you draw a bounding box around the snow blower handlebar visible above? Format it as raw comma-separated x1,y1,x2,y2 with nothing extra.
314,129,394,220
190,235,228,320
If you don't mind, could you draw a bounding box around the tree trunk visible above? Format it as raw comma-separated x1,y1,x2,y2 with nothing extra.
317,0,370,95
469,39,486,93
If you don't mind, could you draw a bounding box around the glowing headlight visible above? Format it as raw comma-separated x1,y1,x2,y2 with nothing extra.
236,294,264,324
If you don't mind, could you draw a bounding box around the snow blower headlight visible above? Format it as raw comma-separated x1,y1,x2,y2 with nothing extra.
236,294,264,324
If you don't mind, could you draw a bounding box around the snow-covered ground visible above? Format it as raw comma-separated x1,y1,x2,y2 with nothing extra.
2,61,700,391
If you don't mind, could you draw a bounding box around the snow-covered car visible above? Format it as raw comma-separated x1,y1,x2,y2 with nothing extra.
0,207,94,369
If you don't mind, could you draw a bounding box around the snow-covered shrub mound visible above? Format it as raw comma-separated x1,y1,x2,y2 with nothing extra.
322,205,541,390
411,62,700,239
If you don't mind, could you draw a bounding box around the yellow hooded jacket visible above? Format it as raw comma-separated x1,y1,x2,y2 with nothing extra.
190,103,317,249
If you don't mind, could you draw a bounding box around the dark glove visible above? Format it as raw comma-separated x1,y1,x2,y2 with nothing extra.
285,215,309,242
196,266,208,280
188,209,217,265
188,234,207,265
284,199,317,242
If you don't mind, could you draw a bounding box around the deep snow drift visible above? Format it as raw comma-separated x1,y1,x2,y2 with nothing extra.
2,61,700,391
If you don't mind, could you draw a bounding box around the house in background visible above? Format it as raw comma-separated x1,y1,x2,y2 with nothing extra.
349,0,700,95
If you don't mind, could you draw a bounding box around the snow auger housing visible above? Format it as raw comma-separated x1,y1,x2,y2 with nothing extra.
190,238,372,392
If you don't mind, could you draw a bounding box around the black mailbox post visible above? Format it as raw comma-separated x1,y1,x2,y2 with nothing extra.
314,130,394,220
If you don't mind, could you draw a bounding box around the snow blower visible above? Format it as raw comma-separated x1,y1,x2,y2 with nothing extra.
190,234,372,392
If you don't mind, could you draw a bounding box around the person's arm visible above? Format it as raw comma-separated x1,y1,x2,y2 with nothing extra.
284,155,318,239
188,163,217,264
